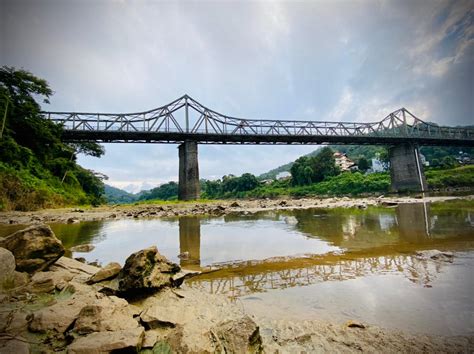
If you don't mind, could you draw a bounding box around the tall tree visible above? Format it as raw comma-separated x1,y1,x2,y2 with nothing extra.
358,157,370,172
290,147,339,185
0,66,106,208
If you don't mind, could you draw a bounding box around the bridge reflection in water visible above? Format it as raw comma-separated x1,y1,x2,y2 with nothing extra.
179,216,201,270
180,203,473,299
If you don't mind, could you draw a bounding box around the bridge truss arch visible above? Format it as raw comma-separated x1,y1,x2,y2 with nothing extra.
43,95,474,146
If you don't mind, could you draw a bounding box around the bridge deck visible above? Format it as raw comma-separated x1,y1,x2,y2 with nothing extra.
61,130,474,146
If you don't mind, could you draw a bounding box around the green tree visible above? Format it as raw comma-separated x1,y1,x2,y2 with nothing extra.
236,173,259,192
290,156,312,185
290,147,339,185
0,66,106,210
202,179,221,198
358,157,370,172
440,156,458,169
310,147,339,183
141,182,179,200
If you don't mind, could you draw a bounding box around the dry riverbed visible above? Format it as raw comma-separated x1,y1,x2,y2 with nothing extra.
1,196,474,353
1,194,472,226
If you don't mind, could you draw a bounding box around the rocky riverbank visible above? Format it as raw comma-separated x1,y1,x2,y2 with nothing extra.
1,195,472,226
1,224,473,353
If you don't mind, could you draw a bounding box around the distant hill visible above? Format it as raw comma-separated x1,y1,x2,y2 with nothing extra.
104,185,137,204
103,183,178,204
258,148,322,180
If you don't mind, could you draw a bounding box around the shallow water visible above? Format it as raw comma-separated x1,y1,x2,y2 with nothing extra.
1,200,473,335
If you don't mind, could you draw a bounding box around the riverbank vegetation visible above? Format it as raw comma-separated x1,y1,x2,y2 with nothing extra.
0,67,106,211
104,145,474,204
117,164,473,204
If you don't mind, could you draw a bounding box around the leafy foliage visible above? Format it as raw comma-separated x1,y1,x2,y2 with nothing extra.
357,157,370,172
240,166,474,199
290,147,339,186
420,146,473,163
0,66,105,210
426,165,474,188
201,173,259,199
139,182,179,201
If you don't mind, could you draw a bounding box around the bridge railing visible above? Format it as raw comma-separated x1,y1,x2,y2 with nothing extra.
43,95,473,141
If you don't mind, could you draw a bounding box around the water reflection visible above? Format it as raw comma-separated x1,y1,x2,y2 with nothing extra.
288,203,473,251
179,216,201,270
397,203,431,240
1,202,472,270
188,252,451,299
51,222,106,249
187,202,473,298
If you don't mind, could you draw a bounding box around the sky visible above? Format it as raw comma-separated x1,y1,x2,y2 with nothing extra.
1,0,473,193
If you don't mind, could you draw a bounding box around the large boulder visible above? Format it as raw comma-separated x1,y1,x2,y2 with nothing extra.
67,327,145,354
116,246,180,295
0,224,65,273
211,315,263,353
0,247,29,292
139,288,258,352
72,296,140,334
29,287,139,335
0,338,29,354
0,247,16,277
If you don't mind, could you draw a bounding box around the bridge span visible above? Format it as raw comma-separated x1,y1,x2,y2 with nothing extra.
43,95,474,199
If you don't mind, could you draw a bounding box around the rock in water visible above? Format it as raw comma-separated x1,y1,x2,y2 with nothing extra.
116,246,180,295
416,250,454,262
87,262,121,284
70,244,95,253
283,216,298,225
0,224,65,273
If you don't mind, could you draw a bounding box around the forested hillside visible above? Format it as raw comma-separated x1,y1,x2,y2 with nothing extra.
258,148,321,180
104,185,137,204
0,67,106,211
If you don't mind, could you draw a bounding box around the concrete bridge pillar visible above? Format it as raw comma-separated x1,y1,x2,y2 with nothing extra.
178,141,200,200
389,143,427,192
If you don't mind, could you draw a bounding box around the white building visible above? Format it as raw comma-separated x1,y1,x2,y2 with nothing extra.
333,152,356,171
371,158,386,173
276,171,291,180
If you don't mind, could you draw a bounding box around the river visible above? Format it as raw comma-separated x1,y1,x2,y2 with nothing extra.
1,200,473,336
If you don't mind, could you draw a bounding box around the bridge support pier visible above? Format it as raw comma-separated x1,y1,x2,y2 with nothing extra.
389,143,427,192
178,141,200,200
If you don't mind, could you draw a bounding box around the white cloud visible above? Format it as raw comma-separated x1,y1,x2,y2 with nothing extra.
326,87,354,121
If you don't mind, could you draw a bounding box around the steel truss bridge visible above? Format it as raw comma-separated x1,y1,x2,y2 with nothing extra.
44,95,474,146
